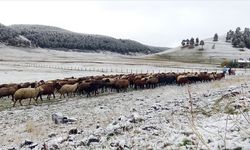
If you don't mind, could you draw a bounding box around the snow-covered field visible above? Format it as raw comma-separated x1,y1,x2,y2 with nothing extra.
0,45,249,84
1,46,250,149
1,75,250,149
149,36,250,64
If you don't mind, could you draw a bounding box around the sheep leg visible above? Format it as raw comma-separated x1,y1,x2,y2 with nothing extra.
13,100,17,107
19,99,23,106
11,95,14,102
53,93,55,99
29,98,32,105
34,98,38,105
39,94,43,101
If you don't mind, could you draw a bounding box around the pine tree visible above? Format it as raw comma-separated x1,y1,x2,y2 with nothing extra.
213,33,218,41
200,40,205,49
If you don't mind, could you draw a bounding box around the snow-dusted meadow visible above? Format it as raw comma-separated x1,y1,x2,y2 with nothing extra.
0,45,249,84
0,46,250,149
1,75,250,149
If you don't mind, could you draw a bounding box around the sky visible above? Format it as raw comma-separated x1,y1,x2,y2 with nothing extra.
0,0,250,47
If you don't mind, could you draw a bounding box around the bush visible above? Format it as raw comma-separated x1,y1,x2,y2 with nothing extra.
221,60,238,68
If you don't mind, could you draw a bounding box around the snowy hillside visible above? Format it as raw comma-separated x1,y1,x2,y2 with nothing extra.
149,36,250,64
0,23,167,54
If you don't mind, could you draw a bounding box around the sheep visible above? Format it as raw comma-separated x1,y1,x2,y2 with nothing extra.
58,83,78,98
13,87,44,107
77,80,104,97
134,77,147,90
0,84,21,101
146,76,159,88
77,81,93,97
37,82,57,100
114,79,129,92
177,75,191,85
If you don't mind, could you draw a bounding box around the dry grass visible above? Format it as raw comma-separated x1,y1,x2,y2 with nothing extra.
26,120,35,133
186,86,211,150
188,76,250,149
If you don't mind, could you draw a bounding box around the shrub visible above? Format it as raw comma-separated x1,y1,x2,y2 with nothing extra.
221,60,238,68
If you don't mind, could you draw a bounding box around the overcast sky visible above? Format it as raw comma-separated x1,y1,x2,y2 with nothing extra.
0,0,250,47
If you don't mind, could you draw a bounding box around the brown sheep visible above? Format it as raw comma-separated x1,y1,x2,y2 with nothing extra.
146,77,159,88
114,79,129,92
58,83,79,98
214,72,225,80
77,81,91,96
0,84,21,101
177,75,190,85
104,78,117,92
37,82,58,100
77,80,101,97
13,87,44,107
134,78,147,90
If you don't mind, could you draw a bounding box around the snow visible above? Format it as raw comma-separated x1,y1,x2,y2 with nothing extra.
0,46,232,84
151,36,250,64
238,58,250,63
18,35,31,43
0,75,250,149
0,46,250,149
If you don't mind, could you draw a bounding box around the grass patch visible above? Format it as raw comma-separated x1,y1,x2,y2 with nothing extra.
26,120,35,133
0,98,13,111
179,138,194,147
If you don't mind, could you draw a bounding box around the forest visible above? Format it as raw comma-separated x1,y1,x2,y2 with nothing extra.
0,23,166,54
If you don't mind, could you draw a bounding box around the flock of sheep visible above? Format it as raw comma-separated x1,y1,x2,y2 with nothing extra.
0,71,225,107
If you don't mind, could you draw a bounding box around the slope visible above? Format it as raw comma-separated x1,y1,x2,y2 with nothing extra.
149,36,250,64
4,24,167,54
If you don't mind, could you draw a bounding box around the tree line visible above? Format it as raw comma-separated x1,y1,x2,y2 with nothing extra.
226,27,250,49
0,23,165,54
181,37,205,49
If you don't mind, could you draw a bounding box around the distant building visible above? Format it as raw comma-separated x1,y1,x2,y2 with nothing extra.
236,58,250,68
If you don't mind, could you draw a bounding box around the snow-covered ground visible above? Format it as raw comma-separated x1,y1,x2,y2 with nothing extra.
0,75,250,149
149,36,250,64
1,46,250,149
0,46,249,84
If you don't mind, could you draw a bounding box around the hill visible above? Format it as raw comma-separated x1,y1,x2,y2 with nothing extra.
148,36,250,64
0,23,167,54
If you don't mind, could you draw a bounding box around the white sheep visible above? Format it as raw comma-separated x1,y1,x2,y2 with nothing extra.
58,83,78,98
13,87,43,107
